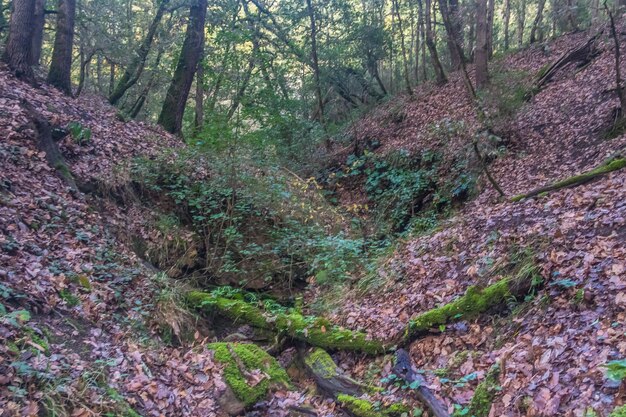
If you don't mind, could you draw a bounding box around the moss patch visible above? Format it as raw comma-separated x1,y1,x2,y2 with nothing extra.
209,342,290,407
189,292,388,354
467,364,500,417
610,405,626,417
337,394,410,417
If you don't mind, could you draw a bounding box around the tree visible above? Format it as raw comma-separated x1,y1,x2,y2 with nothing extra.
503,0,511,49
392,0,412,94
517,0,526,47
48,0,77,95
422,0,447,85
475,0,489,89
306,0,325,123
438,0,465,70
529,0,546,43
158,0,207,135
109,0,170,105
2,0,36,82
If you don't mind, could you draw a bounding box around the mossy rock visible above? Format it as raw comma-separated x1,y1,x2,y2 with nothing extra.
209,342,290,408
189,292,388,354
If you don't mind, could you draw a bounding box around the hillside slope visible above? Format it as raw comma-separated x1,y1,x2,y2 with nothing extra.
323,29,626,416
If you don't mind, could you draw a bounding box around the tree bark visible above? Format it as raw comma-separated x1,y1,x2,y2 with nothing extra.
158,0,207,135
475,0,489,89
30,0,46,66
109,0,170,105
2,0,36,82
487,0,495,57
607,4,626,115
48,0,76,96
423,0,447,85
529,0,546,44
76,49,96,97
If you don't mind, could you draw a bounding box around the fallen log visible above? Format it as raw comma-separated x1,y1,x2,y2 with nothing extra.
301,348,410,417
187,291,389,354
401,257,541,346
393,349,451,417
536,31,602,88
511,157,626,202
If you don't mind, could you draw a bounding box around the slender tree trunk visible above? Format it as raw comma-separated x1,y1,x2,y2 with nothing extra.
393,0,413,94
423,0,447,85
109,0,170,105
475,0,489,89
503,0,511,49
48,0,76,95
158,0,208,135
76,49,96,96
517,0,526,47
2,0,36,82
30,0,45,66
439,0,465,70
529,0,546,43
419,0,427,80
487,0,495,57
468,2,475,61
305,0,325,124
606,4,626,115
194,60,204,130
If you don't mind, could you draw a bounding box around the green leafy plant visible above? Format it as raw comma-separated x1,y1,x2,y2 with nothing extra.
67,121,92,146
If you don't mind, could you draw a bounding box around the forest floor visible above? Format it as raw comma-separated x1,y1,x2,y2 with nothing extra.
1,24,626,417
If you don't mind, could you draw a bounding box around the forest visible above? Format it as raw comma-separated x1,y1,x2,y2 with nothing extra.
1,0,626,416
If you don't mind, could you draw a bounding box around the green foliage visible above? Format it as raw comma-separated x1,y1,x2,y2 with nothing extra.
131,147,367,288
67,121,92,146
467,364,501,417
604,360,626,382
479,68,534,131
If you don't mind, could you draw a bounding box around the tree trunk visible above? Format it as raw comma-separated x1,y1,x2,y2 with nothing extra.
109,0,170,105
109,61,116,96
48,0,76,96
529,0,546,44
419,0,427,80
76,49,96,97
158,0,207,135
194,60,204,131
503,0,511,49
306,0,325,125
439,0,465,71
475,0,489,89
393,0,412,94
30,0,45,66
423,0,447,85
2,0,36,82
487,0,495,57
517,0,526,47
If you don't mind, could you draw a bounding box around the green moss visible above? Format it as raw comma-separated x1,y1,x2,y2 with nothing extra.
209,342,290,407
406,279,511,339
54,162,73,181
468,364,500,417
105,387,141,417
304,348,340,379
337,394,409,417
610,405,626,417
188,292,387,354
59,289,80,307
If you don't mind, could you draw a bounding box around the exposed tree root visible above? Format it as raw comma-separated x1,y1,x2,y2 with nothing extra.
511,157,626,202
187,292,389,354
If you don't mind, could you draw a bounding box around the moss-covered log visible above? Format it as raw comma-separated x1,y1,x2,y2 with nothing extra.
188,291,389,354
511,158,626,202
209,342,290,412
301,348,409,417
302,348,366,397
402,265,539,345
